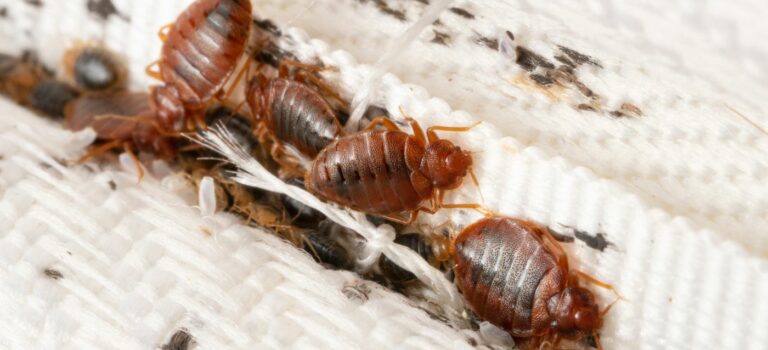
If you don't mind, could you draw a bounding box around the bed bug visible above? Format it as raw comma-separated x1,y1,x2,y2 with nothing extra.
305,116,486,223
246,60,347,175
28,79,80,117
145,0,253,131
0,52,54,106
452,216,621,349
62,42,126,93
280,178,326,228
302,226,353,270
64,91,176,178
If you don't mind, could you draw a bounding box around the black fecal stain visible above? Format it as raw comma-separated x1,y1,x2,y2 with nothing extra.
609,102,643,118
474,35,498,50
87,0,129,21
547,227,575,243
0,7,8,18
558,45,602,68
449,7,474,19
505,30,515,41
554,54,576,68
431,30,450,46
576,103,598,112
414,0,429,4
574,229,611,252
43,268,63,280
530,73,554,86
253,18,281,36
162,329,194,350
372,0,406,21
25,0,42,7
108,179,117,190
515,46,554,72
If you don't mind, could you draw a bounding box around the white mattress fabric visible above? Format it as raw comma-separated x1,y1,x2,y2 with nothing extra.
0,0,766,349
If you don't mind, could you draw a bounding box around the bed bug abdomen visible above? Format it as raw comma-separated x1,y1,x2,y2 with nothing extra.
264,78,343,157
306,130,428,215
160,0,252,106
453,217,566,337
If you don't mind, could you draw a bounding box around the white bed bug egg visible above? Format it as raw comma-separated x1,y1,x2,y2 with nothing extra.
198,176,217,217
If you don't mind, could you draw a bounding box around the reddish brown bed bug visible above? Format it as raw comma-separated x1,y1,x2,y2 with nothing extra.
305,116,487,223
246,60,347,174
64,91,176,178
452,216,622,350
145,0,253,132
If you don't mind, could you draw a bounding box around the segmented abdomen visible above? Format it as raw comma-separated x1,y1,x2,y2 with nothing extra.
453,217,565,337
267,79,342,157
306,131,426,214
160,0,252,107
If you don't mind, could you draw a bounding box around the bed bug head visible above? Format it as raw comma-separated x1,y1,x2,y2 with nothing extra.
549,287,602,339
149,84,185,131
420,139,473,190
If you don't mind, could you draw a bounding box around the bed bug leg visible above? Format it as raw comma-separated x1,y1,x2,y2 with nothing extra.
157,23,174,42
145,60,162,81
293,70,347,109
573,270,625,301
426,121,482,143
72,139,122,165
363,116,403,132
122,142,145,182
219,58,252,102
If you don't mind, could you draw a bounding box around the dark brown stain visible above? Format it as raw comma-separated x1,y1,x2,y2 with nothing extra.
25,0,42,7
253,18,281,36
430,30,450,46
609,102,643,118
162,329,194,350
573,229,611,252
505,30,515,41
0,7,8,18
86,0,129,21
547,227,575,243
43,268,63,280
474,35,498,50
558,45,602,68
449,7,474,19
372,0,406,21
515,46,554,72
529,73,554,86
414,0,429,4
576,103,599,112
108,179,117,190
554,54,576,68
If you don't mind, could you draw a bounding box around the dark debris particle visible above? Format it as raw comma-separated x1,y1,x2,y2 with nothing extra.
253,18,281,36
162,329,194,350
547,227,575,243
87,0,128,21
505,30,515,41
466,337,478,347
372,0,407,21
474,35,498,50
414,0,429,4
43,268,63,280
529,73,554,86
576,103,599,112
449,7,474,19
515,46,554,72
108,179,117,190
0,7,8,18
609,102,643,118
25,0,42,7
573,229,611,252
430,30,451,46
558,45,602,68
